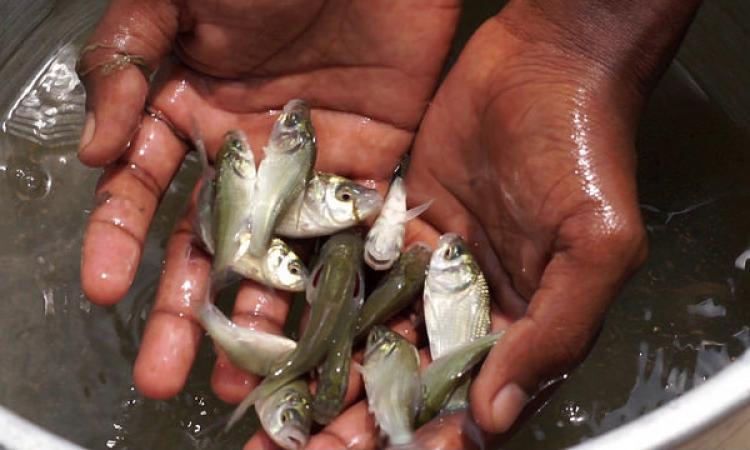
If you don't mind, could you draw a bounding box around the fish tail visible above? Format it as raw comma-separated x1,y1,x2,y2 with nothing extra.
197,301,231,344
225,390,258,432
403,199,434,222
225,373,288,431
441,378,471,413
232,372,290,421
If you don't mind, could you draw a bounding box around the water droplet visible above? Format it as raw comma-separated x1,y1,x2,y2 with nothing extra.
560,401,589,426
8,161,51,200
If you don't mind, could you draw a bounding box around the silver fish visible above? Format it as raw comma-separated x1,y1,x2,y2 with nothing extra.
256,379,312,450
212,130,256,282
227,231,362,429
274,172,382,238
198,302,297,376
247,99,316,257
360,326,421,447
423,233,490,360
232,232,307,292
193,131,308,292
365,176,431,271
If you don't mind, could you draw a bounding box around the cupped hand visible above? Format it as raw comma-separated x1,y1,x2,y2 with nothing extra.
77,0,460,446
404,6,651,439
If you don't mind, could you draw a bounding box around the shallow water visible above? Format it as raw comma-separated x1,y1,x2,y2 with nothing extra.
0,1,749,450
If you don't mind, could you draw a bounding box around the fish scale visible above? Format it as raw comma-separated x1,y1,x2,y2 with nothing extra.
425,270,490,359
423,234,491,360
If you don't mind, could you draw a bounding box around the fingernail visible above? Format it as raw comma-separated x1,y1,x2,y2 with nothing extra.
79,111,95,151
491,383,528,432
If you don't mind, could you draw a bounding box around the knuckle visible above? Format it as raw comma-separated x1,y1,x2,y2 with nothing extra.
581,214,648,269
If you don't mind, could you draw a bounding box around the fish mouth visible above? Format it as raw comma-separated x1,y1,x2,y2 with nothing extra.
365,250,395,271
436,233,461,250
275,425,308,450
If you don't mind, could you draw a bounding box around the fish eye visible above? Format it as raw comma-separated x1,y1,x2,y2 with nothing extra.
288,262,300,275
336,186,353,202
444,244,462,260
284,112,301,127
281,410,293,424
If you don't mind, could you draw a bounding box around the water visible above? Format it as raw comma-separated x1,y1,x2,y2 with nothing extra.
0,1,749,450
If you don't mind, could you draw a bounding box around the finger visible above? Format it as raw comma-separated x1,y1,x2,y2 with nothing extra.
470,227,647,433
306,401,378,450
411,411,485,450
78,0,179,165
404,161,529,320
81,116,186,304
243,430,281,450
211,282,293,404
133,217,209,399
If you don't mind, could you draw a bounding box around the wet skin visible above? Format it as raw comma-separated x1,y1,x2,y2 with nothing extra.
78,0,702,448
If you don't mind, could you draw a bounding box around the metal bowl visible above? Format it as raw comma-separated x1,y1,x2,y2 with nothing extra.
0,1,747,449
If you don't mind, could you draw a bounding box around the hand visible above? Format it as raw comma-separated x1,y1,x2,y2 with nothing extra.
402,0,712,438
77,0,460,446
327,0,706,444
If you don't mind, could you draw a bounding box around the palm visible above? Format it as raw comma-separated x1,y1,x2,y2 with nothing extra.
404,18,647,434
78,1,459,447
149,0,459,175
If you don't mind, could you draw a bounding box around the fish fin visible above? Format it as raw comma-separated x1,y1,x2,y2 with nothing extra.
225,391,258,432
403,199,433,222
189,116,216,254
736,248,750,270
352,362,367,376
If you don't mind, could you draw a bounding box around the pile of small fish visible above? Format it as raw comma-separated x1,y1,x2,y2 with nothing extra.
192,99,501,449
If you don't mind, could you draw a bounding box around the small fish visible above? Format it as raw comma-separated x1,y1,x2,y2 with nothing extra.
311,268,365,424
423,234,491,360
212,130,257,284
228,231,363,428
355,242,431,341
359,326,422,447
232,232,308,292
248,99,316,257
274,172,382,238
193,131,308,292
417,332,503,426
256,379,312,450
198,302,297,376
365,176,431,271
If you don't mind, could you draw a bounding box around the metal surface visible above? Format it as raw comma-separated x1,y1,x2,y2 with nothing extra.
0,405,83,450
0,0,749,449
571,351,750,450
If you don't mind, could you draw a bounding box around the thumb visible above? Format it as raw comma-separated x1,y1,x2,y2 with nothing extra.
470,227,647,433
77,0,178,166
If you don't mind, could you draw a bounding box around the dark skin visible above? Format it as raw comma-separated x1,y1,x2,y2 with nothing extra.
78,0,702,447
